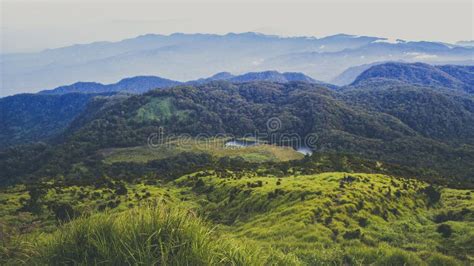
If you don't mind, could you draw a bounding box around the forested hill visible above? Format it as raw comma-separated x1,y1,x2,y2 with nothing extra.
2,81,473,186
0,71,320,148
351,62,474,93
0,93,112,148
340,82,474,144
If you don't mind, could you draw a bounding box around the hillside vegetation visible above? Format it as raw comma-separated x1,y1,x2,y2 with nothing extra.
1,171,472,265
176,172,473,263
0,93,103,148
3,81,473,186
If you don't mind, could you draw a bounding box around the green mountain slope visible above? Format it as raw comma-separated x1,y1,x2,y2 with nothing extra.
341,84,474,144
2,81,474,186
0,93,105,148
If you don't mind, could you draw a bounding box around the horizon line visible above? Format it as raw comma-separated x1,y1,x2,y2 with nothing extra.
2,31,473,55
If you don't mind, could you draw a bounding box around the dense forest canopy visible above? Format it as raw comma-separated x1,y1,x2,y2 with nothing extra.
1,77,473,187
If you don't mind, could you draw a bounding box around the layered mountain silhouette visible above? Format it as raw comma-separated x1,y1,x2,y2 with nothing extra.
39,71,321,95
2,32,473,96
40,76,181,95
2,62,473,150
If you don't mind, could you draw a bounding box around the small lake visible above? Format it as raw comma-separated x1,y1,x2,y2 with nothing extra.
224,140,312,156
224,140,259,148
295,146,313,156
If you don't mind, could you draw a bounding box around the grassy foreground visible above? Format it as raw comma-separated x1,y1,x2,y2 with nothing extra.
1,172,473,265
2,202,298,265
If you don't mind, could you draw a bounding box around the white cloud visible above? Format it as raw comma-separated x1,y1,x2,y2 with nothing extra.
405,52,438,60
373,38,402,44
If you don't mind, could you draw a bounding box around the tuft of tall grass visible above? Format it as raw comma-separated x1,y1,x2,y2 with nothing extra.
5,201,299,265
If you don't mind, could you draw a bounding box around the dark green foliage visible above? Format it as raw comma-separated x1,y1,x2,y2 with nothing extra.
394,190,402,198
434,208,471,223
49,202,79,222
342,84,474,144
0,93,103,148
2,81,474,188
343,229,361,240
358,217,368,227
437,224,453,238
423,185,442,205
115,181,128,195
18,185,46,214
0,143,53,185
194,179,205,188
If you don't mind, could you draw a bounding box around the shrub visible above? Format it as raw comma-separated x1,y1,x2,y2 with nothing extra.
343,229,361,240
50,202,79,222
423,185,441,205
358,217,369,227
91,191,102,199
115,182,128,195
437,224,453,238
194,179,205,188
394,190,402,198
18,186,46,215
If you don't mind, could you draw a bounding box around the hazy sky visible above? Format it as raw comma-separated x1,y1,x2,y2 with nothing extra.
1,0,473,53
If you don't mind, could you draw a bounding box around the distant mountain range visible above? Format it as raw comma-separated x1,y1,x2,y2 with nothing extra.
39,71,323,95
193,71,320,84
456,40,474,47
40,76,181,95
1,62,472,150
38,63,472,95
2,32,473,96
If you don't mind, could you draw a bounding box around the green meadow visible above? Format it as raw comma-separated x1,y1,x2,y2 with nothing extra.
2,169,473,265
101,137,304,164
